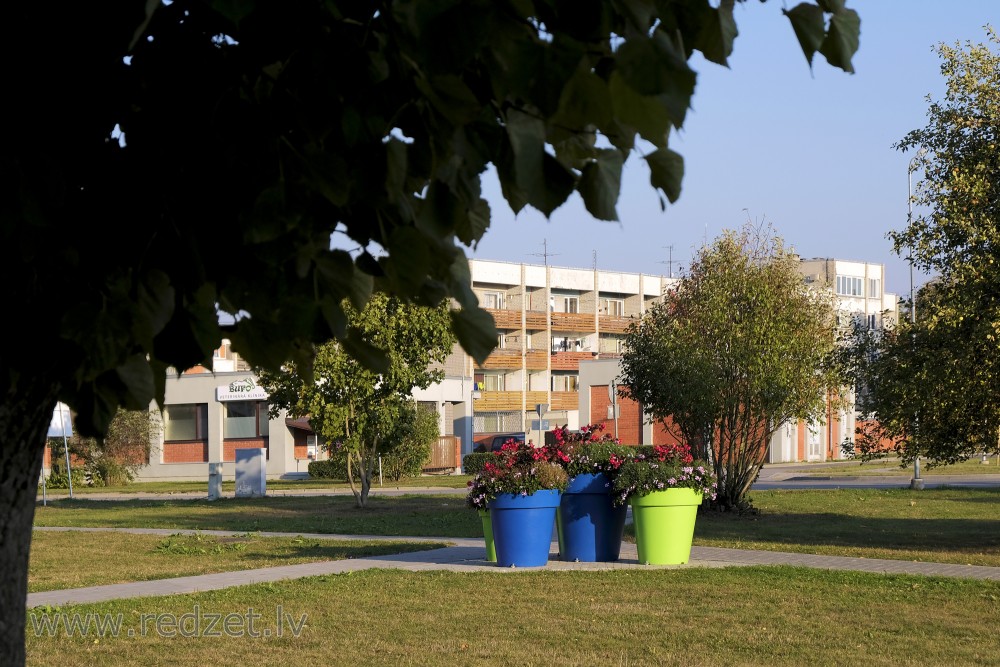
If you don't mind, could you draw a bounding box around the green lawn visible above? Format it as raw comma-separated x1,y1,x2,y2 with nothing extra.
39,474,473,495
26,568,1000,666
29,531,443,592
35,487,1000,567
790,456,1000,476
34,494,480,537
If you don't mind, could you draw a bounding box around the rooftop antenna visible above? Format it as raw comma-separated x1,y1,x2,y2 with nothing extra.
529,238,560,266
656,245,675,278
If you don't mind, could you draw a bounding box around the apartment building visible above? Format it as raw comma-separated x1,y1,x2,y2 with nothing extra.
467,259,675,440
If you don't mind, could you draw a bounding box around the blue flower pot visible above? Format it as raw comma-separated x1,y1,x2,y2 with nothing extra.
488,489,561,567
558,473,628,562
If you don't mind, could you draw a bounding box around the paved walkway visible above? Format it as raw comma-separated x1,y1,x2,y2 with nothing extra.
27,526,1000,609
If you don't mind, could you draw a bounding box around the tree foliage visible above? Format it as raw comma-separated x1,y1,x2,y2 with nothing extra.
257,294,455,506
0,1,860,662
850,25,1000,466
619,223,841,511
836,280,1000,467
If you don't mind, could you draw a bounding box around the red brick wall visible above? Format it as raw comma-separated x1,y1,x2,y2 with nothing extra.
163,441,208,463
223,438,269,461
589,385,642,445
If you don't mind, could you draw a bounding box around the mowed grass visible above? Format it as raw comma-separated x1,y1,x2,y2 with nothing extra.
792,456,1000,476
28,531,444,593
34,494,480,538
686,487,1000,566
26,568,1000,666
39,474,473,495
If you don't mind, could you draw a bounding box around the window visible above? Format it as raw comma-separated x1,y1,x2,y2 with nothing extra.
551,374,579,392
563,296,579,313
868,278,881,298
474,372,504,392
835,275,863,297
867,314,878,330
482,291,504,309
224,401,269,438
601,298,624,317
164,404,208,441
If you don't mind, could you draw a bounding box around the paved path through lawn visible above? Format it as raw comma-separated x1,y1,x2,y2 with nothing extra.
27,526,1000,609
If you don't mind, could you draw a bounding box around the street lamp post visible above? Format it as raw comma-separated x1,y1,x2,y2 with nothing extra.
908,149,927,490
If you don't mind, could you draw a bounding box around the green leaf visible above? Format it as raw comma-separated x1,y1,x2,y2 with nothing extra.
134,269,175,348
505,108,546,197
297,149,349,206
819,9,860,74
457,196,491,247
385,227,432,292
528,154,577,217
554,68,613,130
609,72,673,148
646,147,684,204
450,307,498,366
578,149,624,221
817,0,846,12
385,138,408,204
342,328,390,374
615,32,695,127
783,3,826,67
695,0,738,67
115,353,155,411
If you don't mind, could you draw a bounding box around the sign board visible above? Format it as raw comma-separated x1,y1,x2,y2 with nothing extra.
235,448,267,498
607,405,620,420
530,420,550,431
216,377,268,402
535,403,548,418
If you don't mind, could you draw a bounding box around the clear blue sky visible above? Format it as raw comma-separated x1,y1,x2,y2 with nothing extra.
469,2,996,298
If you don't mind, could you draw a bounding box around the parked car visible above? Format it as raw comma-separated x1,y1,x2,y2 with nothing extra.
472,432,525,453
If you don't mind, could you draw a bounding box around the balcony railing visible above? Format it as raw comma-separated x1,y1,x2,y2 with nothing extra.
551,312,595,332
550,351,597,371
550,391,579,411
598,314,635,334
473,390,549,413
486,308,521,330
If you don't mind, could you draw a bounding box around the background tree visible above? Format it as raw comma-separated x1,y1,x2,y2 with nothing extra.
839,279,1000,466
0,1,859,661
620,223,842,511
857,25,1000,465
257,294,455,507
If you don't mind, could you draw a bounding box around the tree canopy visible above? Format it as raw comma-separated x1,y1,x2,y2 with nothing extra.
257,293,455,506
0,1,859,663
842,25,1000,466
619,223,841,510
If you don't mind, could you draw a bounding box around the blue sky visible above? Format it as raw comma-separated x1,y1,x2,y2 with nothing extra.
470,2,997,298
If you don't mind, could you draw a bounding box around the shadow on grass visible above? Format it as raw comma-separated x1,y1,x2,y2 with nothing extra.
36,495,483,538
694,512,1000,556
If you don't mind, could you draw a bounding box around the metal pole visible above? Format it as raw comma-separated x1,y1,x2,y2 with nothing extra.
908,151,925,488
58,403,74,499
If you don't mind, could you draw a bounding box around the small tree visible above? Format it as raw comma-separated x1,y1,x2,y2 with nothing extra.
620,222,841,511
381,403,439,482
257,294,455,507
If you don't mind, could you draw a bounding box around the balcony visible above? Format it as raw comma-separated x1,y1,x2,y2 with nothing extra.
551,351,597,371
525,350,548,370
480,349,522,370
599,314,636,334
550,391,579,411
551,312,595,332
473,390,548,413
524,310,548,330
486,308,521,330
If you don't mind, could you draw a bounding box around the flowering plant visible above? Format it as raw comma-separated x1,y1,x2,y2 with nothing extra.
466,438,569,510
610,443,717,507
549,423,628,478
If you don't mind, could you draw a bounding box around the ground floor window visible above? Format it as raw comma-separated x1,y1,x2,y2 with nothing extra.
224,401,270,438
163,403,208,442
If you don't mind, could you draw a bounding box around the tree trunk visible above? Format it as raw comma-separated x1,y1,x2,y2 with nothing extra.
0,380,59,666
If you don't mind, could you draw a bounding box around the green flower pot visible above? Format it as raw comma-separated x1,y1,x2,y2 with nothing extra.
630,488,702,565
478,509,497,562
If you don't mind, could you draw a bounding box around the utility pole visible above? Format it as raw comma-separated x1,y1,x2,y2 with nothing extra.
908,148,927,490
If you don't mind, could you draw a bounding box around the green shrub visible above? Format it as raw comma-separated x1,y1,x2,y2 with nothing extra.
463,452,499,475
307,459,343,479
42,468,86,489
